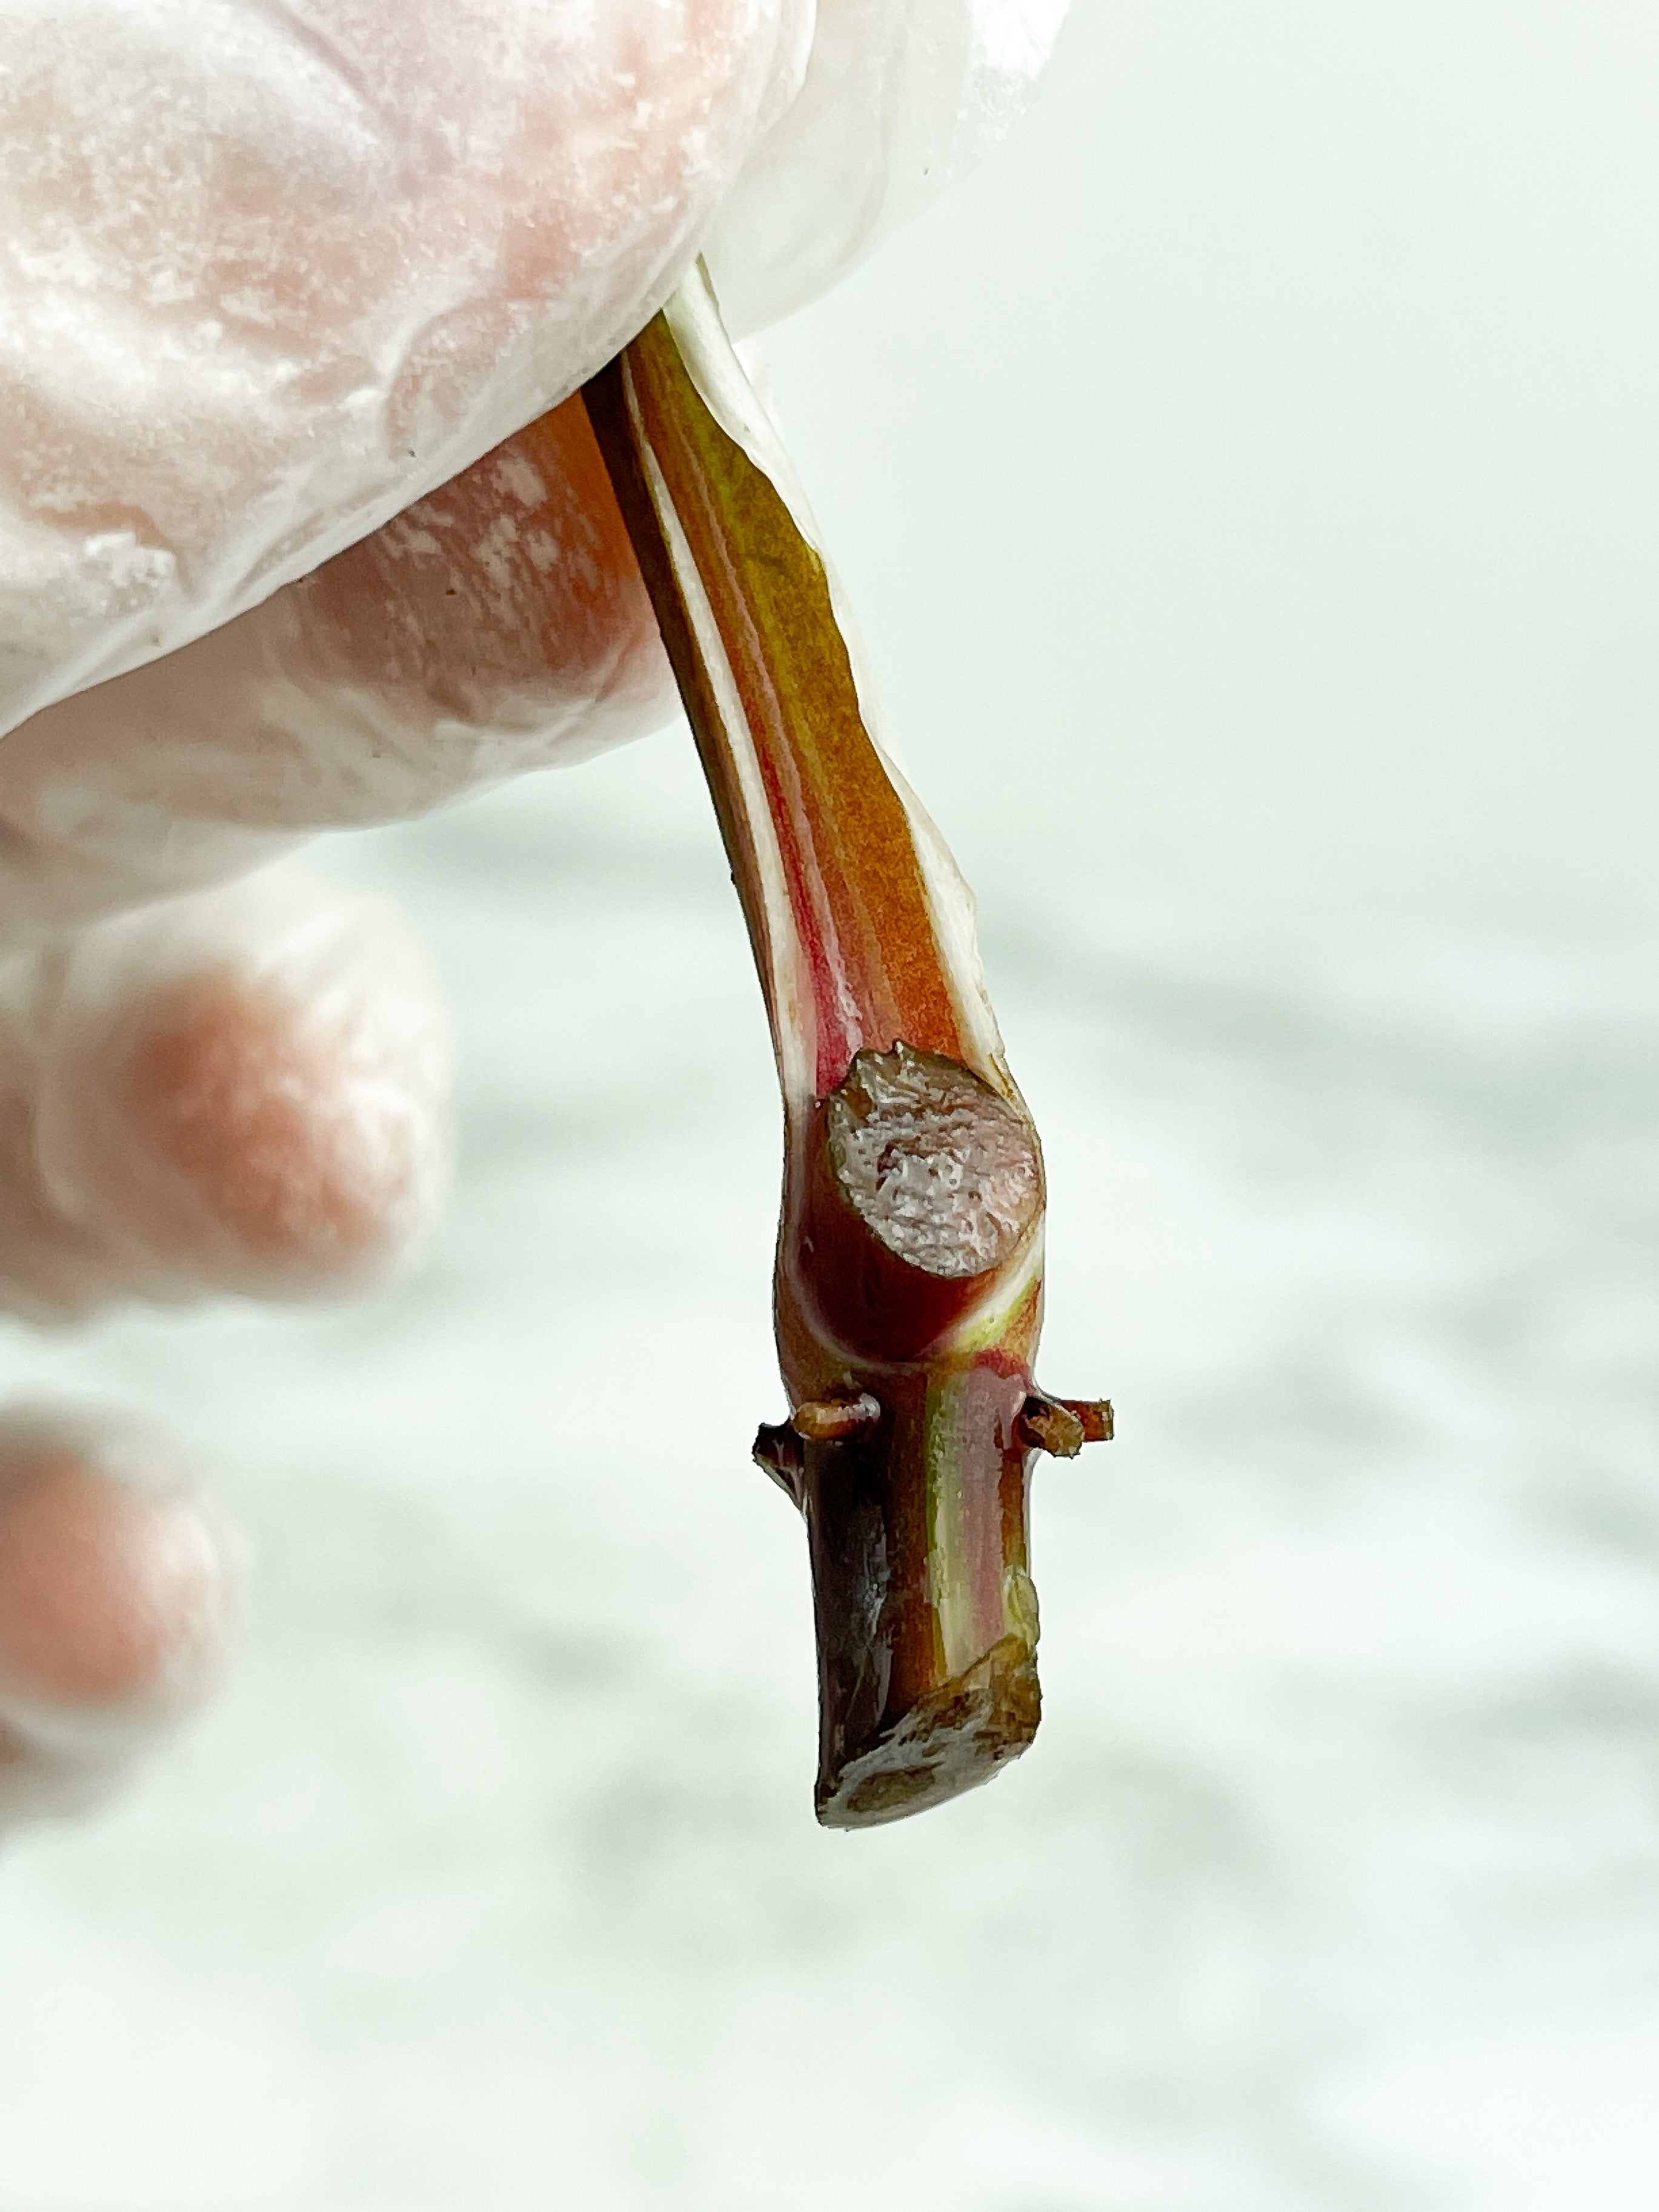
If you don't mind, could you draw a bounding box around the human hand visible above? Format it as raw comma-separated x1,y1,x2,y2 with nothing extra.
0,0,1068,1824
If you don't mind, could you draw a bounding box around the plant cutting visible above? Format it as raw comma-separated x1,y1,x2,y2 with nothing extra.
584,265,1111,1828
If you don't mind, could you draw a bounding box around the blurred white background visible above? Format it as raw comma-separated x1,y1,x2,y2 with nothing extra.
773,0,1659,933
2,4,1658,2208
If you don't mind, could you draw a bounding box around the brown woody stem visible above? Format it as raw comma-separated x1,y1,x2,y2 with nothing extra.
582,266,1108,1827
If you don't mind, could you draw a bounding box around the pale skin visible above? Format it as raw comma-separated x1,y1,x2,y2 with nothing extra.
0,0,1068,1826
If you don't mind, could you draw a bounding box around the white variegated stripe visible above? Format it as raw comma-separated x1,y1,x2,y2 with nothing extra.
880,753,1011,1091
624,362,818,1114
936,1223,1047,1361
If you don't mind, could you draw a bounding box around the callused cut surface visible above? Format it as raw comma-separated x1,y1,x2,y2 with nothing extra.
826,1043,1042,1281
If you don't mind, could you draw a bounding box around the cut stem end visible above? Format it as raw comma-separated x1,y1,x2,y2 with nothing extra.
816,1632,1041,1829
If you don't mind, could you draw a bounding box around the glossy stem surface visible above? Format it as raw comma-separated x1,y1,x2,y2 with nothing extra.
583,268,1103,1827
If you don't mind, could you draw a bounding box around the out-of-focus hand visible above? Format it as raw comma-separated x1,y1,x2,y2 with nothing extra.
0,0,1068,1824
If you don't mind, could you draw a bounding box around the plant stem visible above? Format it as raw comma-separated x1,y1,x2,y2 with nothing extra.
582,266,1109,1827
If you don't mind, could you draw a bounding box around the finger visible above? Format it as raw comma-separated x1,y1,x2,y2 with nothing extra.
0,1403,238,1828
0,865,450,1320
5,2,1062,739
4,0,809,734
0,395,673,940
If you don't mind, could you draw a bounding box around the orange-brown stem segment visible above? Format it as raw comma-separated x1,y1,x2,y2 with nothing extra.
582,267,1110,1826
